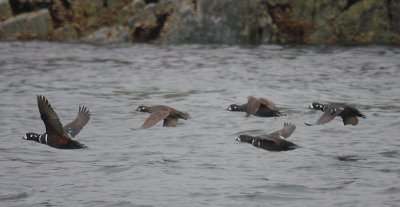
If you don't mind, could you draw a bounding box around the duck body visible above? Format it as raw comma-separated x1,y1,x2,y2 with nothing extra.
23,95,90,149
24,132,86,149
228,96,285,117
237,122,298,151
306,102,366,126
136,105,190,128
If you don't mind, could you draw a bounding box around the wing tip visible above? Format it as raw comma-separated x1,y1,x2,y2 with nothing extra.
141,123,154,129
283,122,296,134
183,112,191,120
247,95,256,100
36,95,52,113
78,105,91,119
304,122,313,126
283,122,296,127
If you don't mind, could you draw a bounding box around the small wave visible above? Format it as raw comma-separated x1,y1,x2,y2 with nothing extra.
0,192,28,201
379,150,400,158
336,155,365,162
382,187,400,194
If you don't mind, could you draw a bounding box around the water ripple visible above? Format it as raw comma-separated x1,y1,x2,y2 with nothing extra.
0,42,399,206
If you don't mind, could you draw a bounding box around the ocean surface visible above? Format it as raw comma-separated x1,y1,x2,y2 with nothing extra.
0,42,399,207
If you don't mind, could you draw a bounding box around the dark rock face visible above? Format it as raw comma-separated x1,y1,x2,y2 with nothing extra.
335,0,391,44
0,0,399,45
127,1,175,43
265,1,314,44
387,0,400,41
163,0,265,44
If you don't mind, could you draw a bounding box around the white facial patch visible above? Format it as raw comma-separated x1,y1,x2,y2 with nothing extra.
23,135,27,140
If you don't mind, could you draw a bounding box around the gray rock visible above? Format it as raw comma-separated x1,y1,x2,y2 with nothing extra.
0,9,53,40
162,0,265,44
117,0,146,25
82,26,129,44
127,0,175,42
307,0,346,44
0,0,399,45
53,24,79,42
335,0,391,44
0,0,12,21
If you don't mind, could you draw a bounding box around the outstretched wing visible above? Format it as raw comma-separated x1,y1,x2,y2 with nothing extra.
37,95,64,136
268,122,296,139
141,110,170,128
255,135,281,145
317,107,343,124
306,107,343,126
63,106,90,138
258,97,277,110
246,96,261,117
253,133,298,151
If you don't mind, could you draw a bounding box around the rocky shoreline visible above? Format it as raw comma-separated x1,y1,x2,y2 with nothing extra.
0,0,399,45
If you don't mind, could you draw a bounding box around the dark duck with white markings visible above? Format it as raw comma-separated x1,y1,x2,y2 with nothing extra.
305,102,366,126
228,96,285,117
23,95,90,149
236,122,298,151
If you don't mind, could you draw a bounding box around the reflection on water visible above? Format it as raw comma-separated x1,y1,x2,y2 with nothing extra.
0,42,400,206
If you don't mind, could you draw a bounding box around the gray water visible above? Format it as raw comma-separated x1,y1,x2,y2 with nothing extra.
0,42,400,207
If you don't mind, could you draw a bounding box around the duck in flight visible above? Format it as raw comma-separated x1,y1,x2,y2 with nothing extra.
236,122,298,151
136,105,190,128
228,96,286,117
23,95,90,149
305,102,366,126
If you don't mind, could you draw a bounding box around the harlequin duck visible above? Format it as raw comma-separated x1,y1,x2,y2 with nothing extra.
136,105,191,128
236,122,298,151
23,95,90,149
228,96,286,117
305,102,366,126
